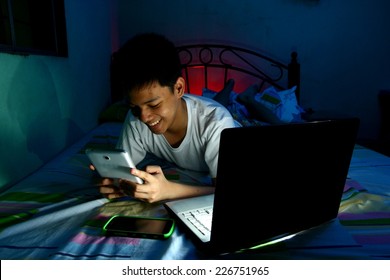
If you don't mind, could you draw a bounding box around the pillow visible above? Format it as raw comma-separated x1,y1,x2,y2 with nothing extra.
202,88,218,99
236,84,284,124
202,81,273,126
211,79,235,107
98,101,130,122
202,82,305,125
254,85,304,123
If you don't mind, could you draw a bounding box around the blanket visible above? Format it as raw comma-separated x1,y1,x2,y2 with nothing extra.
0,123,389,260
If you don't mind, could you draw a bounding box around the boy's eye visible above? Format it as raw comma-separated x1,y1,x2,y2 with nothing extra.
130,103,159,117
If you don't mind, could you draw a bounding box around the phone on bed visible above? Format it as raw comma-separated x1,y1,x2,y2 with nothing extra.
102,215,175,239
85,148,143,184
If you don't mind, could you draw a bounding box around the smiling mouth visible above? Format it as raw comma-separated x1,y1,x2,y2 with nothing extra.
148,119,161,127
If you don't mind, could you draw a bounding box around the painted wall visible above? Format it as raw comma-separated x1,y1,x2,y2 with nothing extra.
116,0,390,141
2,0,389,189
0,0,117,189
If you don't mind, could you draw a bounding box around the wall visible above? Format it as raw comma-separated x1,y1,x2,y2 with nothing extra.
116,0,390,141
2,0,388,189
0,0,117,189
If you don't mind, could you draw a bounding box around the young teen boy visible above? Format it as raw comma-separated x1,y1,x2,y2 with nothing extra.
97,33,238,203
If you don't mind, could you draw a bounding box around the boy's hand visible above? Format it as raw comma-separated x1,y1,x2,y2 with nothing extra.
90,164,127,200
125,166,171,203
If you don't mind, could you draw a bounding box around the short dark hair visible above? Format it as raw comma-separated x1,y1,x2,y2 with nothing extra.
112,33,182,98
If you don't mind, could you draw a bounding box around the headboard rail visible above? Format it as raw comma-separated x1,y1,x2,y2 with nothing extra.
177,44,300,102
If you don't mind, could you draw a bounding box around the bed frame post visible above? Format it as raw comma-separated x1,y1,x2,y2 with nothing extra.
288,51,300,103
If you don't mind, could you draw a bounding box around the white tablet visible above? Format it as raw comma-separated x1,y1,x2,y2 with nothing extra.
85,148,143,184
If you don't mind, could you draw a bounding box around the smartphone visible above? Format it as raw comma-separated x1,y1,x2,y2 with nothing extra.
85,148,143,184
102,215,175,239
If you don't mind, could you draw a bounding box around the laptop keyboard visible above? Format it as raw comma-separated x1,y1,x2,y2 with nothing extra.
181,207,213,236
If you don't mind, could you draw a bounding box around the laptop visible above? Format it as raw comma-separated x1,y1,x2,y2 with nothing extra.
164,118,360,255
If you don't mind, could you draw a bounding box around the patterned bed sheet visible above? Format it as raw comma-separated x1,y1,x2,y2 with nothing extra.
0,122,389,260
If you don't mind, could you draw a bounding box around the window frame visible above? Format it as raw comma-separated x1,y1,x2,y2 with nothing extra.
0,0,68,57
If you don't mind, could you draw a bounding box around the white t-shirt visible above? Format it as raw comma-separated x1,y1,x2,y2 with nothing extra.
116,94,238,178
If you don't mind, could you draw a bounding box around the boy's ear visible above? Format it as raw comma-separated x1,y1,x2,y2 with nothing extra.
175,77,185,96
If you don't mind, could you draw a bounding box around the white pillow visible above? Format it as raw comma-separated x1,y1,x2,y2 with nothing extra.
202,88,219,99
255,86,304,122
202,84,305,124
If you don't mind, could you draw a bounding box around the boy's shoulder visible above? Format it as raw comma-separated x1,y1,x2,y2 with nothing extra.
183,93,234,120
183,93,222,107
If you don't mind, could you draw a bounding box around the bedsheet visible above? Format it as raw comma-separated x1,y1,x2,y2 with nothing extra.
0,122,389,260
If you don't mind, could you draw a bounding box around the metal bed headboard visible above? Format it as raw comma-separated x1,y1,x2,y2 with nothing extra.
176,44,300,102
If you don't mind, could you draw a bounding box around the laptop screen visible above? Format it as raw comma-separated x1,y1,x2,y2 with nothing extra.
210,118,360,253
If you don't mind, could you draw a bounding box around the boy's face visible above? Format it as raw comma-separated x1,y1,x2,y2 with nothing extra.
128,78,185,135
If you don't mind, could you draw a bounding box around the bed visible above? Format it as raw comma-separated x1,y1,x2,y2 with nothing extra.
0,43,389,260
